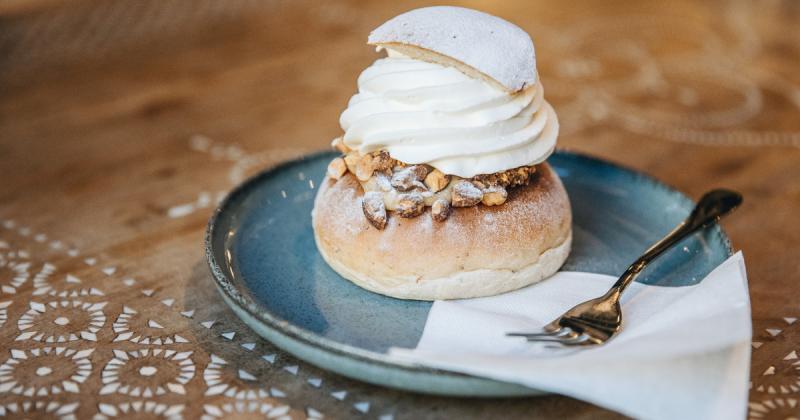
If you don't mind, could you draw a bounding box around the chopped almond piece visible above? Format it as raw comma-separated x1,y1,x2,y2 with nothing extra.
391,165,428,191
362,191,387,229
344,153,360,174
331,137,350,153
482,186,508,206
431,198,451,221
424,169,450,192
371,150,394,172
451,181,483,207
396,192,425,218
327,157,347,180
355,154,375,181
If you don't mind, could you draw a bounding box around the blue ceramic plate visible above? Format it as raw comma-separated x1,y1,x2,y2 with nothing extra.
206,150,732,396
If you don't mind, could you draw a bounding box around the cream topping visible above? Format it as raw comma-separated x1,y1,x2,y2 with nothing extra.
339,50,558,178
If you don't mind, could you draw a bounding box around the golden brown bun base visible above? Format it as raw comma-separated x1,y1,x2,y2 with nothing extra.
312,163,572,300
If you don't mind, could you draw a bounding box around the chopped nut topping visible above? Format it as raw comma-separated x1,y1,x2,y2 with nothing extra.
424,169,450,192
343,153,360,174
451,181,483,207
355,154,375,181
431,198,450,222
391,165,428,191
362,191,387,229
396,192,425,218
331,137,350,154
371,150,394,173
481,186,508,206
327,157,347,180
474,165,536,188
332,147,540,225
374,172,393,192
413,165,430,179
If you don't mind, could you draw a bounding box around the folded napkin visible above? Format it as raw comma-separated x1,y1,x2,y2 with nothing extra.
389,252,751,420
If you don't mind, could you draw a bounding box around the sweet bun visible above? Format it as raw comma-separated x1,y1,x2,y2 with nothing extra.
312,163,572,300
368,6,537,92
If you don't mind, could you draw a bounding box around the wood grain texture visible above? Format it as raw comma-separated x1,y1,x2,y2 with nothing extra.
0,0,798,418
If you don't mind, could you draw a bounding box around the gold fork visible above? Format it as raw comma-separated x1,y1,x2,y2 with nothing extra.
507,189,743,346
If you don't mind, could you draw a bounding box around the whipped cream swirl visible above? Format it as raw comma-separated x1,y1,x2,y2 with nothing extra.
339,50,558,178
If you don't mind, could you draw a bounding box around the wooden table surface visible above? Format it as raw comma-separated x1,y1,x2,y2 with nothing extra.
1,0,799,418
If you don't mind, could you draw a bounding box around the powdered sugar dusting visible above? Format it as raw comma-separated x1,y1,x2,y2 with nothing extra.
315,177,368,236
314,164,570,279
368,6,537,92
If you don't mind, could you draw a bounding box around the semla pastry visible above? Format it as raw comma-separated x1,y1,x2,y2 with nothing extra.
312,6,572,300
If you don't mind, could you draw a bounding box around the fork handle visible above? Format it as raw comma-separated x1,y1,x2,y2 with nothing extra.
607,189,742,297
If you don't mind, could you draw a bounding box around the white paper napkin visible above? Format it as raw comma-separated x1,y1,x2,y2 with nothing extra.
389,252,751,420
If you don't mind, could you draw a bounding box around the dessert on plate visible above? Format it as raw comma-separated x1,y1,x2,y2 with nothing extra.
312,6,572,300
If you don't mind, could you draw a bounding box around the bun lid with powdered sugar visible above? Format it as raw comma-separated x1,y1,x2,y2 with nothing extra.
368,6,537,92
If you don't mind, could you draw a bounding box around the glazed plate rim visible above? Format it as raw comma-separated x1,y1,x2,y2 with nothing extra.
205,149,733,395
